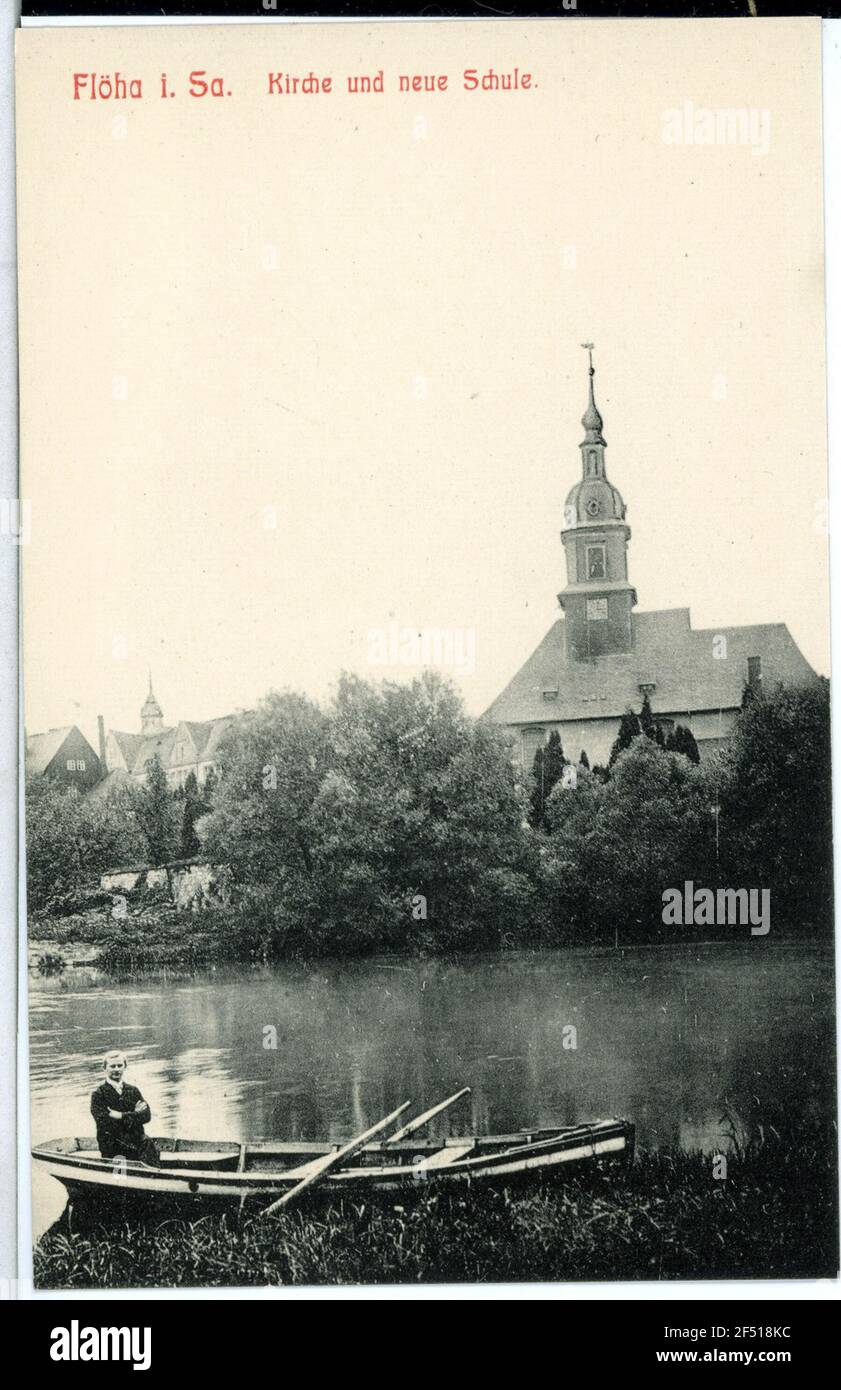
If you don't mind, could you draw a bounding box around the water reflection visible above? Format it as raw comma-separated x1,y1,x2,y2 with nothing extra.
29,945,835,1237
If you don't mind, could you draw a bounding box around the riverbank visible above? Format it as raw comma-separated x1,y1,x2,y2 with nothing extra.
29,897,834,978
29,901,274,974
34,1141,838,1288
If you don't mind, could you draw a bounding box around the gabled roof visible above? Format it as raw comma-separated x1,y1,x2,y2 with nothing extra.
201,715,240,760
105,709,250,775
26,727,74,774
132,728,176,773
484,608,819,727
184,721,214,759
169,715,241,766
108,730,146,769
170,720,212,762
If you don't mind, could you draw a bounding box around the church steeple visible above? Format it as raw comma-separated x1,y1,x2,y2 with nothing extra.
140,672,164,735
558,346,636,661
580,342,606,448
579,342,607,479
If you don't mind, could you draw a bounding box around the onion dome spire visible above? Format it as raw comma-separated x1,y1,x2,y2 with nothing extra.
580,342,606,446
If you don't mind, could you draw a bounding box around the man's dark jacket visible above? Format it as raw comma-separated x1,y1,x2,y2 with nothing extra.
90,1081,158,1163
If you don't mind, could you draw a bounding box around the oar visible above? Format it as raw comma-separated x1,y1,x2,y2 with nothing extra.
384,1087,471,1145
258,1100,412,1218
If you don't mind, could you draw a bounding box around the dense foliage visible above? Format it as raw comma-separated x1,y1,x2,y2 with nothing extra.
201,672,537,954
25,777,146,911
26,674,833,952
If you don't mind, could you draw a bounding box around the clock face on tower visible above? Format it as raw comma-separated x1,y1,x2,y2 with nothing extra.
586,497,601,517
587,597,608,621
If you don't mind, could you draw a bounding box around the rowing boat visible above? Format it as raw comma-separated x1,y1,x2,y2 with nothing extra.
32,1118,634,1213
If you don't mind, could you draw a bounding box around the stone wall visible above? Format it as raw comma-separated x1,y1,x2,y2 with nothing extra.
100,861,229,912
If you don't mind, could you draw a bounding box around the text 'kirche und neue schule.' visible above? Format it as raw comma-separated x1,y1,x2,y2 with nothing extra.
71,68,538,101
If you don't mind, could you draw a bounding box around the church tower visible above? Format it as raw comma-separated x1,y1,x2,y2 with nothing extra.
558,346,636,660
140,673,164,735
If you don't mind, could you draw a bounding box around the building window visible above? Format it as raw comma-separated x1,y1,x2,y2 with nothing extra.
586,543,606,581
588,449,597,476
521,727,545,768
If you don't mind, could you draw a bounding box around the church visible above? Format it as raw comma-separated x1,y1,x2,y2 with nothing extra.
484,350,819,771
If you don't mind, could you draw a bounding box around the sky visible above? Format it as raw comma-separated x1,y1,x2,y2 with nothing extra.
16,18,828,750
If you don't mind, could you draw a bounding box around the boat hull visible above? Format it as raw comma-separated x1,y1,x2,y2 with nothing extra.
33,1120,634,1212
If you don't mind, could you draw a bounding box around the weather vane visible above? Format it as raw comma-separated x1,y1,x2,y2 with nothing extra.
581,342,595,375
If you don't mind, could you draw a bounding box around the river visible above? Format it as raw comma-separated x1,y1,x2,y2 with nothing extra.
28,942,835,1238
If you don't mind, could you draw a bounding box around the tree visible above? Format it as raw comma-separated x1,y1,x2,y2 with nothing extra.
202,672,536,955
544,738,714,942
25,774,146,910
322,670,533,949
529,731,566,828
609,708,641,767
136,755,177,866
579,749,590,770
640,692,656,741
717,679,832,932
180,770,207,859
201,692,332,947
667,724,700,765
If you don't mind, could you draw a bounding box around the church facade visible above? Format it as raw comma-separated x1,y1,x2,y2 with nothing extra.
484,352,819,770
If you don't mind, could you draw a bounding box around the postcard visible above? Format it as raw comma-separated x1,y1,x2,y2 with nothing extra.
15,15,837,1290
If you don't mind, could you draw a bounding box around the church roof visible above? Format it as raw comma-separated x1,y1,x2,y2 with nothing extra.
483,608,819,727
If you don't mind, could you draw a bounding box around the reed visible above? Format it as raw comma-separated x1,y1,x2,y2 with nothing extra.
34,1140,837,1289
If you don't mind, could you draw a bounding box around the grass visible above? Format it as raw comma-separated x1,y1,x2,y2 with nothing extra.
34,1140,838,1288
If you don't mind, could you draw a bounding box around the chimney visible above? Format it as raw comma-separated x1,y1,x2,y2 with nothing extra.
97,714,107,768
747,656,762,694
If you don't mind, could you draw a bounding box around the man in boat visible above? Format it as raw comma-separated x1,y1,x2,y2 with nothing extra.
90,1051,160,1166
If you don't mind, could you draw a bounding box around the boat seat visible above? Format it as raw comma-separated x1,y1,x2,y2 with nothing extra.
76,1148,238,1168
416,1143,475,1169
161,1151,240,1167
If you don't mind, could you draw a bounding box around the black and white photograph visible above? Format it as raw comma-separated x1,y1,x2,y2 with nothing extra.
11,12,839,1296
